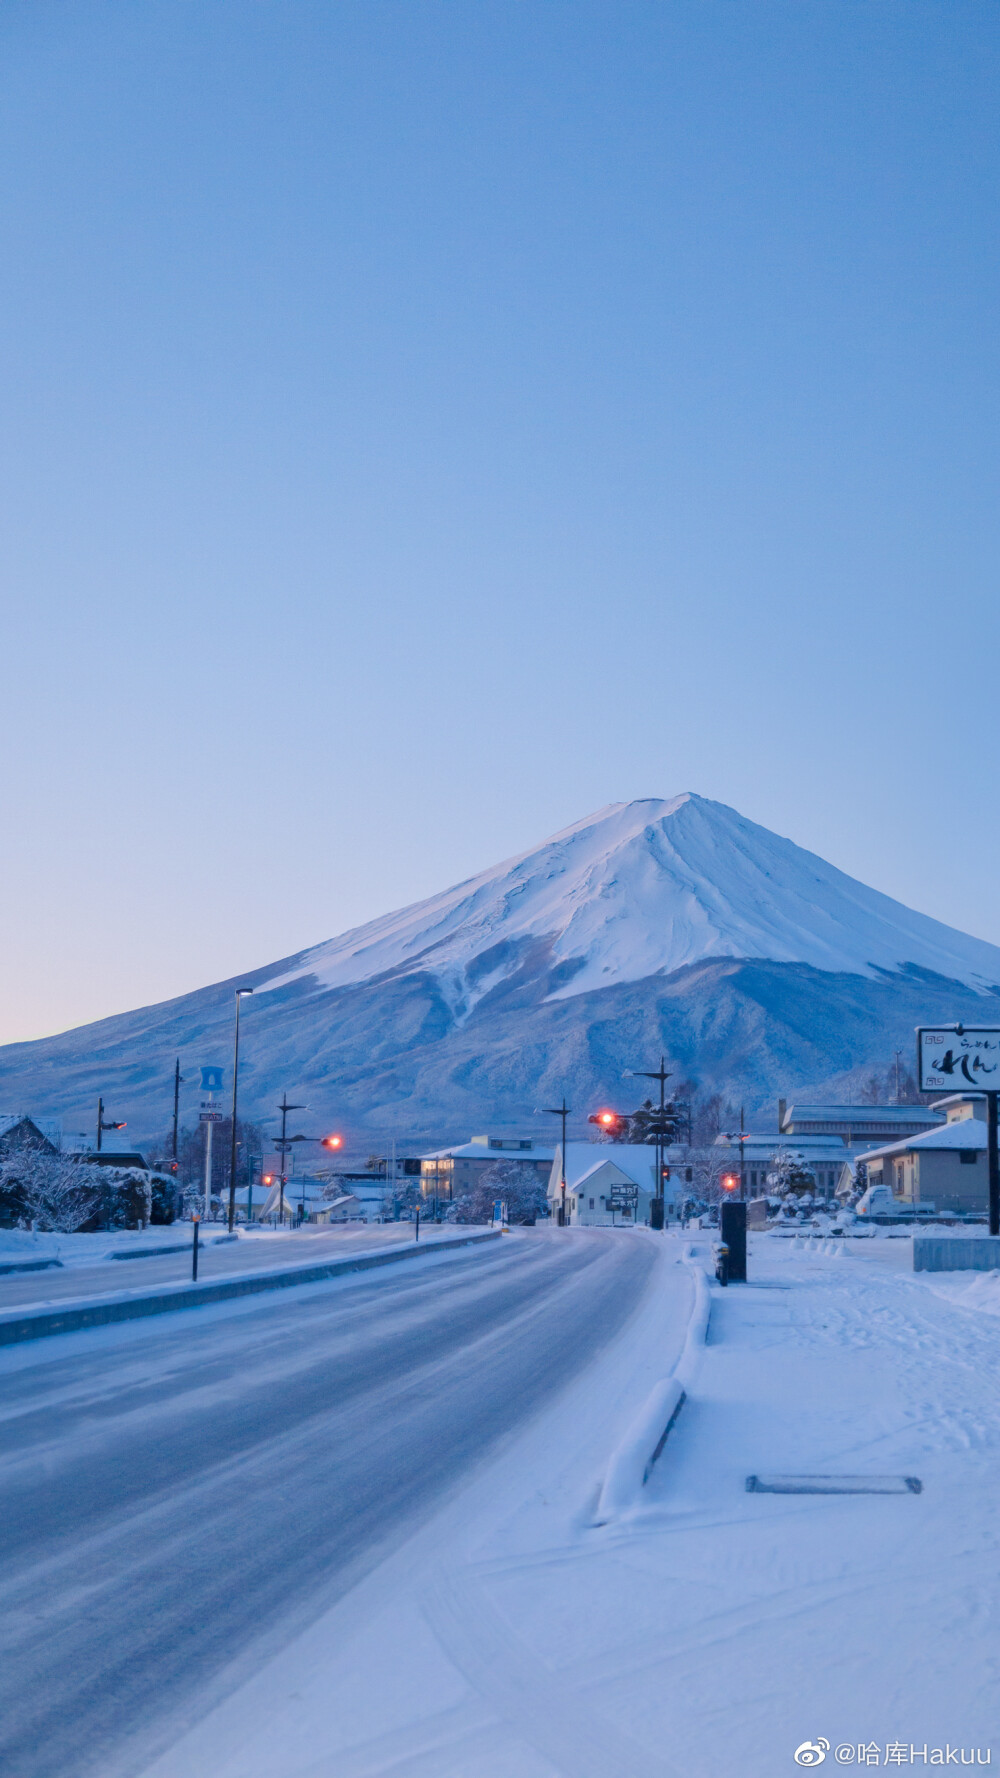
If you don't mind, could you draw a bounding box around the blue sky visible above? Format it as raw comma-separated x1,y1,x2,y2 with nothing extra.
1,2,997,1043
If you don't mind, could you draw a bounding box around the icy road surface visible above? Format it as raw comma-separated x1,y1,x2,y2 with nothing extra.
0,1227,677,1778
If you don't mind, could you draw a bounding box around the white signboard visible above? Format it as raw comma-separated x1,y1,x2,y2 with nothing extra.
917,1026,1000,1094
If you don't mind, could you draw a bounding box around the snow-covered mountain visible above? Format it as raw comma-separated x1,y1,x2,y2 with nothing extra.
2,794,999,1144
261,794,1000,1006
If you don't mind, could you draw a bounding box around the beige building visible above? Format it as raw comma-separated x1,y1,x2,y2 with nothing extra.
861,1094,990,1214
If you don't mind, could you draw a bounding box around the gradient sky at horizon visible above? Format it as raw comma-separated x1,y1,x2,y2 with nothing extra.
1,1,998,1045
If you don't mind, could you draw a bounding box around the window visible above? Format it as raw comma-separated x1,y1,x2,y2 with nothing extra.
589,1198,595,1208
960,1150,978,1165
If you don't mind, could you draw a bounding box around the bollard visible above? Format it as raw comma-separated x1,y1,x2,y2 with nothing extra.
192,1215,200,1282
716,1241,729,1287
414,1208,420,1243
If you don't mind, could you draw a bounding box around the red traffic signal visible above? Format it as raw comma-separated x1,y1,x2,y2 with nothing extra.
721,1173,738,1192
321,1134,343,1150
588,1109,625,1135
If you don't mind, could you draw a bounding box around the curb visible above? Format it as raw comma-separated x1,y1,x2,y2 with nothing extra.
594,1245,712,1523
0,1230,502,1349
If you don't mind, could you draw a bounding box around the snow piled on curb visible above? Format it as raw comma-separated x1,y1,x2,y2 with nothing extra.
594,1243,711,1522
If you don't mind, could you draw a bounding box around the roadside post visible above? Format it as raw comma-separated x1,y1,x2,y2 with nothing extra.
917,1025,1000,1237
720,1199,747,1281
414,1207,420,1243
199,1066,225,1220
192,1214,200,1282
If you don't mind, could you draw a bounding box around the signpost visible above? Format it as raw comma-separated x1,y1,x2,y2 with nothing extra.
199,1067,224,1219
607,1184,639,1225
917,1026,1000,1237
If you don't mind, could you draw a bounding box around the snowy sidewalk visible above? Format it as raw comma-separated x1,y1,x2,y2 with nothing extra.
138,1233,999,1778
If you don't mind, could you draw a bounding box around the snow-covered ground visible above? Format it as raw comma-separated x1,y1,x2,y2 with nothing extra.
142,1229,998,1778
0,1224,238,1268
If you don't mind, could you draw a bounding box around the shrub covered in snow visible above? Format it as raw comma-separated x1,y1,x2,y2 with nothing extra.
0,1154,157,1232
454,1158,548,1225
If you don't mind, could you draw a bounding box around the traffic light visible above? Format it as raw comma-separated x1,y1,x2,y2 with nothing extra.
588,1109,626,1136
721,1173,738,1192
662,1166,671,1182
262,1174,274,1187
321,1134,343,1150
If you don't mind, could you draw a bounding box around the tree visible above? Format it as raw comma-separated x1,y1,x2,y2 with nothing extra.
766,1150,817,1200
454,1159,548,1225
0,1154,104,1232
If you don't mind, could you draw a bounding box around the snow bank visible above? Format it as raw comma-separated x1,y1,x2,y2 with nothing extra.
594,1246,711,1522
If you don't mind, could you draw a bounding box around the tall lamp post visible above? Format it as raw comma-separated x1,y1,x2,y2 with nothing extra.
539,1098,571,1225
227,988,254,1232
624,1056,673,1228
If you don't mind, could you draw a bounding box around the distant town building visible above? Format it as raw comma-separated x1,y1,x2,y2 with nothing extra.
0,1115,59,1159
420,1136,554,1205
778,1101,944,1144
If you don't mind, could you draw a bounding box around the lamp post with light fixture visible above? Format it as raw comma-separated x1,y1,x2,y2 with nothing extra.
538,1099,571,1225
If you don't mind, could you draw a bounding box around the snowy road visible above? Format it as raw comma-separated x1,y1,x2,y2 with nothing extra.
0,1228,666,1778
0,1224,428,1310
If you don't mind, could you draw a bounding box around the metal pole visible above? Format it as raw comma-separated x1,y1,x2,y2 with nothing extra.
415,1205,420,1242
204,1112,213,1220
228,989,252,1233
739,1104,746,1202
192,1214,200,1281
96,1097,103,1153
172,1059,181,1161
561,1101,567,1225
982,1081,989,1237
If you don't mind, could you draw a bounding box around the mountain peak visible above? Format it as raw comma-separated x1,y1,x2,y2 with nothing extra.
263,794,1000,1007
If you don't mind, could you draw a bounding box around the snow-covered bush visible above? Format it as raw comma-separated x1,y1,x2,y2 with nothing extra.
765,1150,817,1201
454,1158,548,1225
0,1154,104,1232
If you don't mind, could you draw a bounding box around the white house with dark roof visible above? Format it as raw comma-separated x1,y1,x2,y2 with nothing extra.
548,1143,672,1226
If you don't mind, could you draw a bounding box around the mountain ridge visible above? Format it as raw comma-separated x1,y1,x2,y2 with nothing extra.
1,794,997,1142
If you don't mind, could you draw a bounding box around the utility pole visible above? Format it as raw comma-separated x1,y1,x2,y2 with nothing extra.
894,1050,903,1104
172,1059,182,1162
625,1058,672,1228
275,1095,305,1226
739,1104,746,1202
96,1098,125,1154
541,1099,571,1225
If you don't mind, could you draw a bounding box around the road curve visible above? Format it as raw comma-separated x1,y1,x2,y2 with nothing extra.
0,1229,656,1778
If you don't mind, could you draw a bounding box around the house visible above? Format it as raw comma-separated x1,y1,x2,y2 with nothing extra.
859,1115,991,1215
0,1115,59,1159
714,1133,858,1200
420,1136,554,1204
547,1143,666,1227
778,1101,944,1145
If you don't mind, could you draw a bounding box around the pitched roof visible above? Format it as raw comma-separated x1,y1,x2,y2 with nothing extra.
861,1118,989,1163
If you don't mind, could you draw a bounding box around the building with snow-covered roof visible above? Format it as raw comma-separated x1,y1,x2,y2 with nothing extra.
420,1136,553,1205
714,1133,861,1200
0,1115,59,1158
547,1143,683,1226
778,1101,944,1144
860,1119,991,1215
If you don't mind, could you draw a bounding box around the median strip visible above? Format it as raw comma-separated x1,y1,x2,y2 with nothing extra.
0,1230,502,1348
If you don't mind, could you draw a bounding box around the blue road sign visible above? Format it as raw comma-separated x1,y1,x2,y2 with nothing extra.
200,1066,224,1093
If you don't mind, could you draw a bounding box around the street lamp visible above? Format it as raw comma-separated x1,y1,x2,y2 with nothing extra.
227,988,254,1232
537,1098,571,1226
